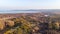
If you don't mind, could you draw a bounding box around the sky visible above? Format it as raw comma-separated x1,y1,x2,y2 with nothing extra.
0,0,60,10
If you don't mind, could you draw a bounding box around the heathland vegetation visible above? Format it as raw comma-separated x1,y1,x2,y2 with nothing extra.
0,13,60,34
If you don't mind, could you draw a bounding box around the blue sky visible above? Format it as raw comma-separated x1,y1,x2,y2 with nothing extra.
0,0,60,10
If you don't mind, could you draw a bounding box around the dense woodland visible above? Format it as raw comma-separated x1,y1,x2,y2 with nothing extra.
0,13,60,34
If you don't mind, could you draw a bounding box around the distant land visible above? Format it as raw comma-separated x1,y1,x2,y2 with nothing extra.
0,9,60,14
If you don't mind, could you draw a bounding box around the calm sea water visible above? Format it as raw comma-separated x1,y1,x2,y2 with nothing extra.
0,11,40,14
